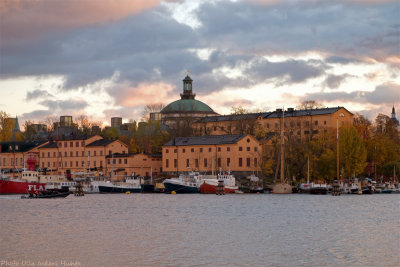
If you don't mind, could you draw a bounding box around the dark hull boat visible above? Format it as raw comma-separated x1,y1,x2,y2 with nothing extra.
141,184,155,193
163,181,199,193
99,185,142,193
22,190,71,199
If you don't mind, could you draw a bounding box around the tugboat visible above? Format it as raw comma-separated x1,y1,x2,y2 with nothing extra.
98,177,142,193
21,188,71,199
200,171,238,194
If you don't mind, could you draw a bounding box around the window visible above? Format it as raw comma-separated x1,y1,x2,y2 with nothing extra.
228,126,231,131
266,123,270,129
174,159,177,168
118,159,122,164
48,162,50,167
42,162,44,168
254,147,258,152
64,161,67,167
70,142,73,147
297,131,301,135
227,158,230,167
82,151,84,156
94,151,97,156
186,159,189,168
195,159,199,168
275,123,278,128
305,121,310,126
313,130,319,134
59,152,61,157
200,148,203,152
64,142,67,148
53,152,56,157
59,162,61,167
254,158,258,167
304,131,310,135
70,152,73,157
58,142,62,147
246,158,250,167
166,149,169,153
124,159,127,164
217,158,221,167
204,158,207,167
42,152,45,158
75,151,78,157
221,126,224,131
109,150,112,156
64,152,67,157
297,122,300,127
174,149,177,153
227,147,230,152
100,151,103,156
290,121,294,127
81,161,84,167
247,138,250,143
112,159,116,164
94,161,96,167
81,141,84,146
76,141,79,147
208,148,212,152
314,120,318,126
76,161,78,167
214,126,217,131
166,159,169,168
218,147,221,152
100,161,103,167
246,147,250,151
324,121,327,125
239,147,243,151
107,159,110,164
70,161,73,167
182,149,185,153
191,148,194,152
239,158,242,167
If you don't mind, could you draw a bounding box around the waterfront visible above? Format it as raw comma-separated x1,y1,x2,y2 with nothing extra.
1,194,399,267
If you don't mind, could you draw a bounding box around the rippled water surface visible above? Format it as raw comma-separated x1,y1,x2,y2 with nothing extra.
1,194,399,266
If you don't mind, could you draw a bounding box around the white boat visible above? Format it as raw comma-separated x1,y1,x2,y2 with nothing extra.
200,171,238,194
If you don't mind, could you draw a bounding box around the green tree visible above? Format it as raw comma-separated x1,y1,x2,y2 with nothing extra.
340,126,367,178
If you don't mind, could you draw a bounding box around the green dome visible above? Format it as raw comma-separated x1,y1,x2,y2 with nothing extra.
161,99,215,114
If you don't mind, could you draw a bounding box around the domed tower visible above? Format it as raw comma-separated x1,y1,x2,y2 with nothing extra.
161,74,218,135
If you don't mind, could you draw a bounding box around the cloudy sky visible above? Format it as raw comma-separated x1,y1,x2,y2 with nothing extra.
0,0,399,127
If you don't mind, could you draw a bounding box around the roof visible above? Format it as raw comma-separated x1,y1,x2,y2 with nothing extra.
0,140,47,153
163,134,249,147
39,142,59,149
105,153,162,158
86,139,117,147
198,107,351,123
161,99,217,114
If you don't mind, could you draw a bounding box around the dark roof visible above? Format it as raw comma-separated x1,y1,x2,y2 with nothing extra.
198,107,351,123
0,141,47,153
52,134,96,141
39,142,59,149
105,153,162,158
86,139,117,147
163,134,248,147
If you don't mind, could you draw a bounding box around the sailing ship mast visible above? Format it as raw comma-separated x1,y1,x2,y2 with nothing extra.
280,108,285,183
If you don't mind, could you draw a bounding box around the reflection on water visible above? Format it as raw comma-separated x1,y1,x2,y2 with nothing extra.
1,194,399,266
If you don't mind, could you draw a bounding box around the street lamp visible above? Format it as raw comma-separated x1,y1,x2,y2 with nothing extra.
337,113,345,182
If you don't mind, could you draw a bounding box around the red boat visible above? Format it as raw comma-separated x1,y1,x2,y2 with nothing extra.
0,178,46,194
200,172,238,194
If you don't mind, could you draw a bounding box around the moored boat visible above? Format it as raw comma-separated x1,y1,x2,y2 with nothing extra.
200,172,238,194
99,178,142,193
309,182,328,195
163,172,203,194
0,177,46,194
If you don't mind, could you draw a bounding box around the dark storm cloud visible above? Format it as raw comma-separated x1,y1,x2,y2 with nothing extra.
301,82,400,104
26,89,54,101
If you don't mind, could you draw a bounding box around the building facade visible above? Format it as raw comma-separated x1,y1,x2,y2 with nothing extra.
162,134,262,177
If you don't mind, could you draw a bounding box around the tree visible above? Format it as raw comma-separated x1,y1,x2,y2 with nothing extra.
141,103,165,121
296,100,325,110
0,111,13,141
340,126,367,178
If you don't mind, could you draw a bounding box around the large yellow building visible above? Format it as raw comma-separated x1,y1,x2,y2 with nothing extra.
162,134,262,177
194,107,353,138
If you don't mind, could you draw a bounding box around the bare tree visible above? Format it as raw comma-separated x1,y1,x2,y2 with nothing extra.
141,103,165,121
296,100,325,110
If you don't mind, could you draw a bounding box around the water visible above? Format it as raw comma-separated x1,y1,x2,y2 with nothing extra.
1,194,399,267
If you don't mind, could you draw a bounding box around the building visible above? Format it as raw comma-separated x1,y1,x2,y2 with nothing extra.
105,153,162,178
160,75,218,136
391,105,399,128
0,141,48,176
194,107,353,140
37,135,129,176
111,117,123,128
162,134,262,178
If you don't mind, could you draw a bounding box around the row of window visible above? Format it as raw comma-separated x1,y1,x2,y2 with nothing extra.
58,141,86,148
165,146,258,154
41,150,127,158
0,158,24,166
41,160,104,168
165,157,258,168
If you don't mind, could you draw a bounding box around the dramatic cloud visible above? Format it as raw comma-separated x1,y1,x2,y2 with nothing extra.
324,74,352,89
301,82,400,105
26,89,54,101
39,99,89,111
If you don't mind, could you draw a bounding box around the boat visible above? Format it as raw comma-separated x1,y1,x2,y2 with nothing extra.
272,108,292,194
0,176,47,194
98,178,142,193
200,171,238,194
309,182,328,195
21,189,71,199
248,174,264,193
163,172,203,194
154,182,166,193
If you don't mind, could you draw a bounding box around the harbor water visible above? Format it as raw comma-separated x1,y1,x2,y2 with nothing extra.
1,194,399,266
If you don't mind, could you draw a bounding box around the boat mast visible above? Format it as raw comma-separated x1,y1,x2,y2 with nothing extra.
111,153,114,180
280,108,285,183
307,156,310,185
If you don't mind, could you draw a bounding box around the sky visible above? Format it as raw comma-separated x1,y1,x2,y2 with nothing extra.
0,0,399,128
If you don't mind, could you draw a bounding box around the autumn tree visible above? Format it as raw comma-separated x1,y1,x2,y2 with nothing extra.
296,100,325,110
0,111,14,141
339,126,367,179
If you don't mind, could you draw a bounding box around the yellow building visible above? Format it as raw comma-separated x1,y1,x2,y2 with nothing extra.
162,134,262,177
194,107,353,139
105,153,162,178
